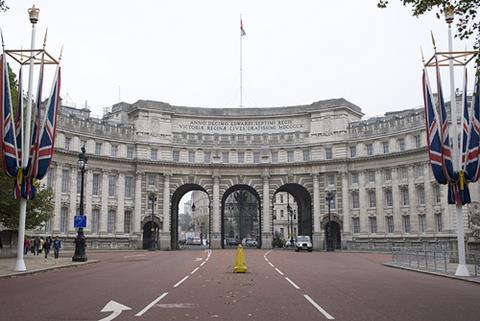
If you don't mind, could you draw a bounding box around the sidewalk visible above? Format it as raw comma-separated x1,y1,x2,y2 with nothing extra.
0,253,98,278
384,262,480,284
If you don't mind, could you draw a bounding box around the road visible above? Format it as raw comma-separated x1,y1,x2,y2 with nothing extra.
0,249,479,321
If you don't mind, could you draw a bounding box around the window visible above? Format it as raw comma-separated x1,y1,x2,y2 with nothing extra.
327,174,335,185
65,137,71,150
350,145,356,157
238,151,245,163
107,210,116,233
434,185,441,203
367,171,375,183
328,197,336,209
124,211,132,233
416,165,424,177
91,210,99,234
414,135,421,148
204,151,211,164
172,150,180,162
47,169,55,188
95,143,102,155
366,143,373,156
401,188,409,206
148,174,156,186
271,151,278,163
400,167,408,180
419,215,427,233
398,138,405,151
417,186,425,205
385,189,393,207
351,172,359,184
303,150,310,161
111,145,118,157
382,142,389,154
352,217,360,233
77,173,82,194
222,151,229,163
351,191,360,209
386,216,395,233
80,140,87,148
403,215,411,233
188,150,195,163
435,214,443,232
368,190,376,208
127,146,134,159
369,217,377,233
280,194,284,203
61,169,70,193
108,175,117,197
92,173,100,196
325,147,332,160
151,148,158,161
384,168,392,181
280,209,284,218
125,176,134,198
60,208,68,233
254,152,261,164
287,150,294,162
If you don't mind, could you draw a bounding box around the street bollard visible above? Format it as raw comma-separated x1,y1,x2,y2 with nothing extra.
233,244,247,273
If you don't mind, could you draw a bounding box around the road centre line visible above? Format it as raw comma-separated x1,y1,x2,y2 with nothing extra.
264,250,272,257
124,254,146,258
304,294,335,320
285,277,300,289
135,292,168,317
200,261,206,267
268,262,274,268
191,267,200,274
173,275,190,288
275,268,284,276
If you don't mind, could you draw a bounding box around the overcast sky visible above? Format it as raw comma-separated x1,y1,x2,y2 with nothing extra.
1,0,476,118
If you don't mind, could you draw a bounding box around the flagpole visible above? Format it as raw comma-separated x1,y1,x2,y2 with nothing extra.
445,7,469,277
14,5,39,272
240,15,243,108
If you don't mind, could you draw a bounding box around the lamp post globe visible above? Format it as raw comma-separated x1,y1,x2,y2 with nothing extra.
72,147,88,262
148,192,157,251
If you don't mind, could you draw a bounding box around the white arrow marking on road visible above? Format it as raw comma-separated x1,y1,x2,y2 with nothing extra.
195,257,203,261
99,300,131,321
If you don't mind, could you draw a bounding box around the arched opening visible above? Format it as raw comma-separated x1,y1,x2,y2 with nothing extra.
221,185,261,248
324,221,341,251
171,184,210,250
273,184,312,247
142,221,160,250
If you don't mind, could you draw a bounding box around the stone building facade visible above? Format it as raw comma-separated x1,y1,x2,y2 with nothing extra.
37,97,478,250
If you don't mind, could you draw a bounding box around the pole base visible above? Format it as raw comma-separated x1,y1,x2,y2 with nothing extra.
455,264,470,277
14,259,26,272
72,229,88,262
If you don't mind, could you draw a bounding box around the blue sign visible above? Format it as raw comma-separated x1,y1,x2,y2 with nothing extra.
74,215,87,228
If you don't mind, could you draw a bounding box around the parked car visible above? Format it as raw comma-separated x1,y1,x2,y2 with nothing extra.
245,239,258,247
295,235,313,252
191,237,202,245
226,238,239,246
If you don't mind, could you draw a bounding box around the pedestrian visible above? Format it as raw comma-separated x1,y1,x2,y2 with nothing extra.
33,236,40,255
30,236,35,254
24,237,30,255
53,236,61,259
39,236,44,254
43,237,52,259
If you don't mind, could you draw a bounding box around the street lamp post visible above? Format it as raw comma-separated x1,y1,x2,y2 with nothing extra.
325,191,334,252
287,200,294,247
72,147,88,262
191,203,196,235
148,192,157,251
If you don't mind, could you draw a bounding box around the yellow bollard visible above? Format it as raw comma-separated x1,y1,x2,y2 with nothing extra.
233,244,247,273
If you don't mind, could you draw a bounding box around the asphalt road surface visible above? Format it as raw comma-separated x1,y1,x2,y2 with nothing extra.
0,250,479,321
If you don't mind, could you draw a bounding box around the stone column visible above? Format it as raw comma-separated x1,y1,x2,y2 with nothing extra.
85,170,93,234
392,168,401,235
341,171,351,241
312,173,322,249
210,174,221,248
408,166,416,233
261,174,272,248
53,163,63,233
117,173,125,233
375,169,384,233
134,171,143,242
68,167,77,236
424,168,435,233
100,170,109,233
160,173,171,250
358,171,367,235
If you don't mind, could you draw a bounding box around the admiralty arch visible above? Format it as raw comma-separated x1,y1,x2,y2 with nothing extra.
39,97,478,250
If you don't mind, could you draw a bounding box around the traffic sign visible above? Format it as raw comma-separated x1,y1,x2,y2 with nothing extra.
74,215,87,228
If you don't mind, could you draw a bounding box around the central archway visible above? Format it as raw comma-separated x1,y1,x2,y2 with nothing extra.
221,185,262,248
171,184,210,250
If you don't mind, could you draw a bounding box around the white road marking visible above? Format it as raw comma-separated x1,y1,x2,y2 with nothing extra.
268,262,274,268
195,257,203,261
264,249,272,257
156,303,197,308
135,292,168,317
285,277,300,289
190,267,200,274
173,275,190,288
123,254,146,258
200,261,206,267
275,268,284,276
304,294,335,320
99,300,131,321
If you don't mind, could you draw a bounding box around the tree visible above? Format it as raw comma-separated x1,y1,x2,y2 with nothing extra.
378,1,480,50
0,64,54,231
0,1,8,12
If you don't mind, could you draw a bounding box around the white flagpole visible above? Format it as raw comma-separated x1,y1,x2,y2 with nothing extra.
240,15,243,108
15,5,39,272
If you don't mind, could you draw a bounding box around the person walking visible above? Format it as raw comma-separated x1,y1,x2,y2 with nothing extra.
23,237,30,255
33,236,40,255
53,237,61,259
43,237,52,259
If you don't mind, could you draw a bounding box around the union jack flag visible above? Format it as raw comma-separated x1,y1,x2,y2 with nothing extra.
0,53,19,177
423,68,447,184
466,69,480,182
